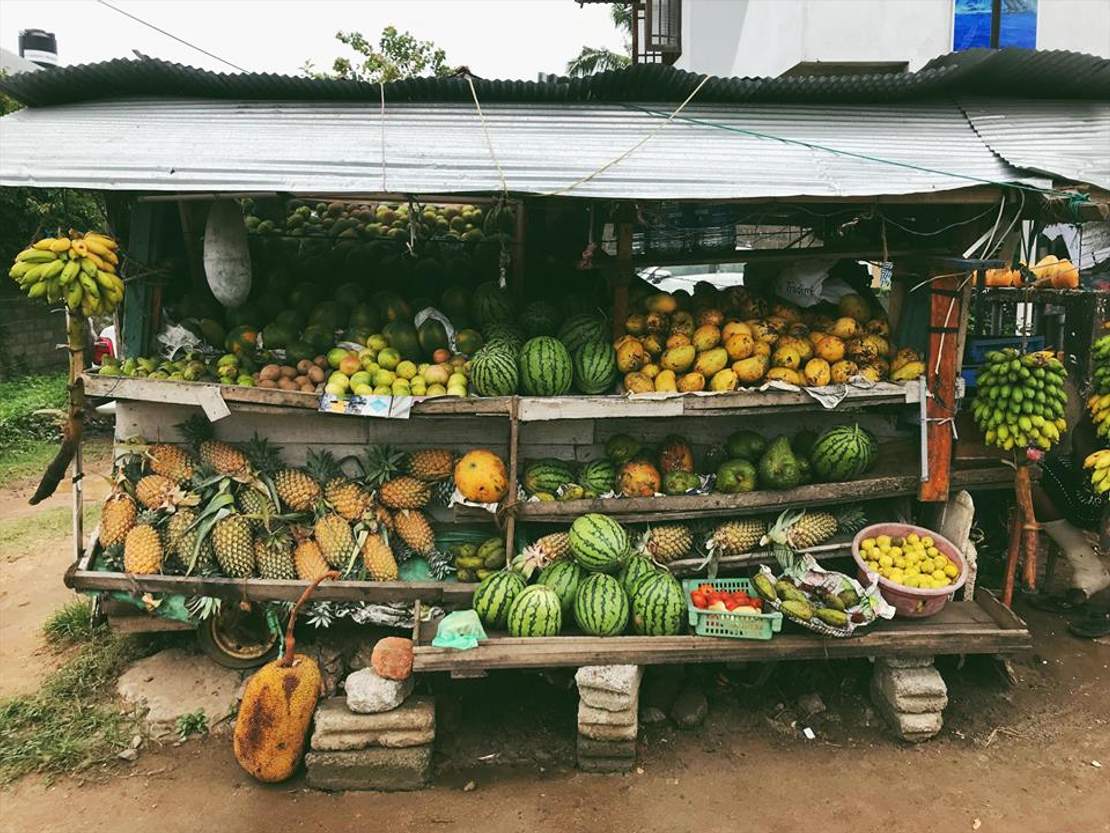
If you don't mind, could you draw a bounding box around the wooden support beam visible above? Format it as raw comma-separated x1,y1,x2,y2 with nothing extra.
919,270,963,502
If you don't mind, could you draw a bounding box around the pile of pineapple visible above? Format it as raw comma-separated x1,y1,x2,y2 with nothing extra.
615,284,923,394
98,416,466,583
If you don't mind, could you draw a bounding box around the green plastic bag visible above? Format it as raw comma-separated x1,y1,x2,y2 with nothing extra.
431,610,487,650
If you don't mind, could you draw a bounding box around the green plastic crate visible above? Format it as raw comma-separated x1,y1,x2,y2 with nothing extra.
682,577,783,641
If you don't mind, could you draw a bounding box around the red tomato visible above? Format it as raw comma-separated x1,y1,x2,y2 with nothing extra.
691,591,707,608
698,583,715,594
751,598,763,611
724,598,739,611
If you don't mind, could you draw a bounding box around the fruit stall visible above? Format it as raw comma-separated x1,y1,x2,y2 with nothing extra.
4,56,1108,683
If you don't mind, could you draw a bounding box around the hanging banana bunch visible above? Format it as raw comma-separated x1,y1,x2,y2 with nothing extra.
1088,333,1110,442
970,348,1068,452
7,230,124,316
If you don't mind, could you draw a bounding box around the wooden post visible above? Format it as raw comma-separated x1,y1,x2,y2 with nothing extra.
612,204,636,340
502,396,521,557
510,200,526,306
919,271,962,502
1014,463,1039,591
30,313,87,506
1001,506,1022,608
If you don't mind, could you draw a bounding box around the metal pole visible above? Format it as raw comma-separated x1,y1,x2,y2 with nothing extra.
990,0,1002,48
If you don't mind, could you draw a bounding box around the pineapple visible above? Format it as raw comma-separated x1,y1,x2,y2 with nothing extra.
255,526,297,580
165,507,216,573
360,444,407,484
236,481,279,528
431,477,455,507
135,474,176,509
211,514,255,577
273,466,321,513
393,509,436,555
100,491,137,547
100,542,125,572
147,443,194,483
407,448,455,482
378,476,431,510
707,518,766,556
123,512,164,574
314,512,355,568
640,523,694,563
785,510,839,550
178,414,249,478
361,529,399,581
532,531,571,562
292,528,331,582
310,449,372,521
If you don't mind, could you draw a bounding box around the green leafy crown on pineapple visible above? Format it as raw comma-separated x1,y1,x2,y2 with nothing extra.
305,448,343,484
176,413,215,451
359,444,408,488
242,433,285,477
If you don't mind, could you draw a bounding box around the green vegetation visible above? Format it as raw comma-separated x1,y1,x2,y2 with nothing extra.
42,599,97,647
175,709,208,740
0,373,68,444
0,504,101,562
303,26,451,82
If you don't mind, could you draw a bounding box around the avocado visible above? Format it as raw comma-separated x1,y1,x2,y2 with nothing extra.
758,435,803,490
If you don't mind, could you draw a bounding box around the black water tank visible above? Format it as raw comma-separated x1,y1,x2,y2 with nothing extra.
19,29,58,69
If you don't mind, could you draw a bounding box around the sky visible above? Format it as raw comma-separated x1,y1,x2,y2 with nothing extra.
0,0,626,79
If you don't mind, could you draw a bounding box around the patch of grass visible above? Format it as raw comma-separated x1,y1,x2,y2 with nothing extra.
0,439,61,483
0,373,68,447
0,504,101,562
0,622,179,783
175,709,208,740
43,599,96,647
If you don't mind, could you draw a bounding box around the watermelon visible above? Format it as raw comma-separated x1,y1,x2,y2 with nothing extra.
471,281,515,326
523,459,576,495
506,585,562,637
573,339,617,394
417,318,450,359
579,459,617,494
558,313,608,355
473,570,527,629
470,347,519,396
383,320,421,360
482,322,525,353
809,424,878,481
520,300,560,337
538,560,584,612
619,555,658,596
569,513,629,573
519,337,573,396
574,573,629,636
629,571,685,636
455,328,484,355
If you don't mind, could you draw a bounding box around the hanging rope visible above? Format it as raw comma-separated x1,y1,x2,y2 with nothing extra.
379,81,388,193
540,74,712,198
465,75,510,197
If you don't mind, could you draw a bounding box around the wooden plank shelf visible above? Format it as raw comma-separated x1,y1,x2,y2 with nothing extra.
412,589,1030,673
82,374,920,422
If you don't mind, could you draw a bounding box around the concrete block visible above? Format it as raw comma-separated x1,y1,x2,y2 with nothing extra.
872,663,948,715
577,686,636,712
579,701,637,726
312,696,435,751
578,721,638,742
576,736,636,759
575,665,642,696
876,655,935,669
345,667,414,714
305,746,432,791
871,692,944,743
577,756,635,773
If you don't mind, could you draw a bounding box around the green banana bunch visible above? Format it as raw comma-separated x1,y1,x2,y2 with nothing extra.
1090,333,1110,439
971,348,1068,452
1083,449,1110,495
8,232,123,315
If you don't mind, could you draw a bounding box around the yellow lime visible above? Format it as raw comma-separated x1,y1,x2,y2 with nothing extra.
944,563,958,578
876,535,892,548
921,536,934,547
879,554,893,568
861,538,876,550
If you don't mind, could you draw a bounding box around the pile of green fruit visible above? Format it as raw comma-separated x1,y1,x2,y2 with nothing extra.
1088,331,1110,442
971,348,1068,451
98,352,255,386
450,536,507,583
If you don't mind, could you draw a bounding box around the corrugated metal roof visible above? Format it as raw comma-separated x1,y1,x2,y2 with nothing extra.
0,98,1048,199
960,99,1110,191
1,48,1107,109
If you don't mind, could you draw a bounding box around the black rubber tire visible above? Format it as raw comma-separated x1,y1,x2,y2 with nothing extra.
195,604,279,670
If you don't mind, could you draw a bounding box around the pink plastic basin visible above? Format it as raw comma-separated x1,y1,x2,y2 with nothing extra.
851,523,967,619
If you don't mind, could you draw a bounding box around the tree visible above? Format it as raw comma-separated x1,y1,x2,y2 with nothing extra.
304,26,451,83
566,3,632,77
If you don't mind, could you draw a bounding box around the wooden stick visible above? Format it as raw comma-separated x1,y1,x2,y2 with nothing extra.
1014,463,1039,591
502,395,520,555
278,571,339,667
1001,506,1023,608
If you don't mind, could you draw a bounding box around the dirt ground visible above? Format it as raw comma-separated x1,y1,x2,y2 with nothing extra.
1,448,1107,832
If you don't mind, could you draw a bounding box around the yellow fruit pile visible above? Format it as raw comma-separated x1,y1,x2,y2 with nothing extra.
8,231,123,316
1083,449,1110,496
614,288,918,394
859,532,959,590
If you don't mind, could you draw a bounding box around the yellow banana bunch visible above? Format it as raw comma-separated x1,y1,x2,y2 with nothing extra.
1090,335,1110,439
7,231,124,315
1082,448,1110,495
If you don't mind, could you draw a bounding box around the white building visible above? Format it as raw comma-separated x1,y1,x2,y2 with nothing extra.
675,0,1110,77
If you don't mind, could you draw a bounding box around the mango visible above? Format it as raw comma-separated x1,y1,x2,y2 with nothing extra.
721,320,752,340
803,357,831,387
829,316,860,340
645,292,678,313
692,347,728,377
752,340,772,358
815,334,846,362
654,369,678,392
665,332,691,349
670,311,695,336
775,580,808,604
891,360,925,382
709,368,738,391
616,338,647,373
771,344,803,369
765,366,804,385
676,371,706,392
697,308,724,327
858,365,882,382
777,335,813,362
781,599,814,621
624,371,654,393
692,324,722,352
837,292,871,322
644,311,670,333
830,359,859,384
733,355,768,385
661,344,696,373
724,332,755,361
641,334,664,356
624,313,646,335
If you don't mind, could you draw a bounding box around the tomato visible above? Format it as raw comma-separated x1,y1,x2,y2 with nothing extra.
698,583,715,594
751,598,763,611
691,591,708,608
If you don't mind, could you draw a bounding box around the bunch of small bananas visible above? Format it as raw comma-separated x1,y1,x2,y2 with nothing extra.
1088,334,1110,441
971,348,1068,452
7,231,123,316
1083,449,1110,495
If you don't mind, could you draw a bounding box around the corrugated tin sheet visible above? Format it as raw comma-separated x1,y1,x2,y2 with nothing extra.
960,99,1110,191
1,48,1107,109
0,98,1048,199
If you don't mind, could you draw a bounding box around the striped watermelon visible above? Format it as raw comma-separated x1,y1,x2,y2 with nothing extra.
470,346,519,396
520,300,560,337
558,313,608,356
519,336,573,397
473,570,527,629
574,573,629,636
471,282,515,326
482,322,525,353
619,554,658,596
629,570,685,636
809,424,878,481
523,459,576,494
569,513,629,573
573,339,618,395
538,560,584,612
507,584,562,637
579,459,617,494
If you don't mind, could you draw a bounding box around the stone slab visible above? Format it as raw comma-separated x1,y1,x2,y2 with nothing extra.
576,665,642,696
314,696,435,734
579,701,637,726
872,665,948,715
876,655,936,670
305,746,432,791
871,692,944,742
578,686,636,713
578,720,639,742
577,756,636,773
576,736,637,759
345,667,414,714
116,648,241,739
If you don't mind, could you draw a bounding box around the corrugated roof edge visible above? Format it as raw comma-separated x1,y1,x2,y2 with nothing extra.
2,48,1108,109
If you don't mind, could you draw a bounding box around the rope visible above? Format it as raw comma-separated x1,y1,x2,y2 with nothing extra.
540,74,712,198
623,104,1081,200
379,82,388,193
465,75,509,197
